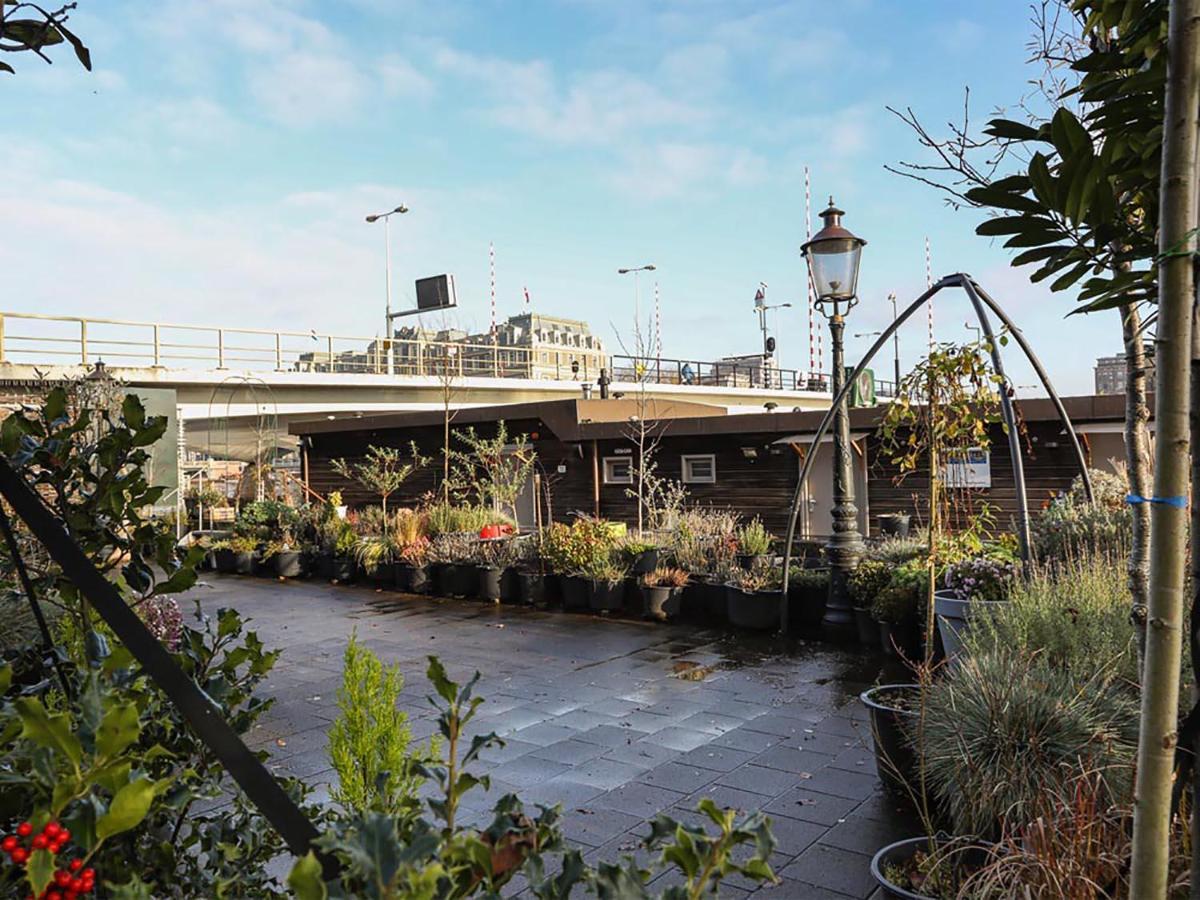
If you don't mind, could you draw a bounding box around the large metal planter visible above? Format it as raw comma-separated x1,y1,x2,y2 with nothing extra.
725,585,781,631
860,684,919,801
934,589,1006,661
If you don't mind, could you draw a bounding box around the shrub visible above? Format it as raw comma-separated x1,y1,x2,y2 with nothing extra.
964,551,1140,687
729,562,782,592
848,560,892,608
864,533,927,566
870,559,928,623
943,556,1018,603
541,518,619,577
427,532,479,564
328,633,431,817
920,647,1138,838
735,517,773,556
789,567,830,592
353,534,393,574
643,566,689,588
1031,469,1130,559
669,507,739,576
423,502,510,537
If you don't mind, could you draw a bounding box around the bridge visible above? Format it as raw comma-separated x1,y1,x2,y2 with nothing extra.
0,311,855,458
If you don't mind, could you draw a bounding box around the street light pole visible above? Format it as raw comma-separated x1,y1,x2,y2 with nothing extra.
889,292,901,389
801,198,867,637
618,264,656,353
366,204,409,348
754,284,791,389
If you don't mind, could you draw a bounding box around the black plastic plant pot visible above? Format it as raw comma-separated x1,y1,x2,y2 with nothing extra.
726,586,781,630
330,556,355,583
254,553,277,578
641,585,681,622
314,552,335,580
854,607,879,647
233,550,255,576
879,620,919,658
500,567,522,603
703,579,729,622
429,562,451,596
735,554,763,571
214,549,237,574
479,565,503,602
561,574,590,611
860,685,920,802
369,566,392,589
790,571,830,632
274,551,304,579
455,563,482,597
877,513,912,539
588,579,625,612
515,571,543,605
631,548,660,576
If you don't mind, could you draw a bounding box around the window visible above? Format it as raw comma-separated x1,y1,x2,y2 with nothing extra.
603,457,633,484
681,454,716,484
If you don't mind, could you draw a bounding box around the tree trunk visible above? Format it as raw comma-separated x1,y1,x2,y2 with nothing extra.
1129,2,1200,893
1190,292,1200,899
1121,301,1152,667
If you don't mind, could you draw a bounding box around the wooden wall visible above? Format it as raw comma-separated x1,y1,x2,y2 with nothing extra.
303,416,1091,539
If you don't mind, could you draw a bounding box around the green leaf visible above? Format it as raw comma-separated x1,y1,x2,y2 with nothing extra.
983,118,1040,141
27,847,55,895
96,701,140,759
121,394,146,430
1,19,64,49
96,776,170,841
44,387,67,424
15,698,82,768
976,215,1041,237
425,655,458,705
0,664,10,694
1050,107,1092,158
287,852,328,900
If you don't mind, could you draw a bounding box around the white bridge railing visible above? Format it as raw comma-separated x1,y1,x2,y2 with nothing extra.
0,311,841,392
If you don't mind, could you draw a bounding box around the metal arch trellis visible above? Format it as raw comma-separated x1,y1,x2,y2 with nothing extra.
778,272,1095,634
204,374,281,508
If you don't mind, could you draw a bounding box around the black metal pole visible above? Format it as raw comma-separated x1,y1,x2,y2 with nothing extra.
962,278,1031,562
823,312,864,635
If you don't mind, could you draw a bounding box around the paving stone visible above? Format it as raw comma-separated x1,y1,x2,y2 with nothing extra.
764,788,860,827
530,739,610,766
563,757,651,791
799,766,881,802
752,744,838,774
674,711,746,735
575,723,643,748
779,844,876,898
826,745,876,775
678,743,758,773
602,739,683,769
710,727,784,754
638,726,713,752
716,764,808,798
638,760,721,794
490,755,571,787
509,721,581,746
681,784,770,816
595,783,687,818
819,814,911,856
560,807,645,848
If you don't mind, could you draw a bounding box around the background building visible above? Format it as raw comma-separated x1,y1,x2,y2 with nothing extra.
1095,347,1155,395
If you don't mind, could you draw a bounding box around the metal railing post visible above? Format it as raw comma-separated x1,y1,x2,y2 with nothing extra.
217,329,225,368
275,333,283,371
417,340,424,375
0,314,6,363
153,324,161,366
79,319,88,365
326,335,333,372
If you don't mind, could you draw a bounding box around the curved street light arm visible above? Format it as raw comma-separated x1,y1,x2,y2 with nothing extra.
779,272,1093,633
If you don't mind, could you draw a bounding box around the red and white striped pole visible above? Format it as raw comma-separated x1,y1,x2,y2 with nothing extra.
925,236,933,352
489,241,497,341
654,281,662,367
804,166,819,383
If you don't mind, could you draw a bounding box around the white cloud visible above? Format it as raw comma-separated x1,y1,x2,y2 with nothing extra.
612,141,766,199
434,47,708,145
378,54,435,100
249,49,368,126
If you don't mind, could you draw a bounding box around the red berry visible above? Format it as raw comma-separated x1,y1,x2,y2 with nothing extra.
68,879,82,893
43,823,60,839
56,830,69,843
32,835,48,850
80,869,93,881
48,891,63,900
2,836,17,852
16,822,32,837
65,894,77,900
12,846,28,864
55,871,71,886
68,860,82,872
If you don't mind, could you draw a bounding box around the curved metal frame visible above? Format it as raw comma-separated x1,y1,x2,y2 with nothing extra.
779,272,1094,633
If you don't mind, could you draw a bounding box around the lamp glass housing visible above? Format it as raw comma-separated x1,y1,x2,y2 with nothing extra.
806,238,863,302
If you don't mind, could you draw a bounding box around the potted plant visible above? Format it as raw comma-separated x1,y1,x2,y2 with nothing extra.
390,509,431,594
541,518,618,612
877,512,912,538
211,538,239,574
226,535,258,575
725,564,782,630
848,560,892,647
585,557,628,613
315,515,357,582
870,835,990,900
354,535,394,588
622,539,660,576
860,684,920,802
734,517,772,569
787,566,831,632
935,555,1018,660
640,566,688,621
871,560,924,658
478,537,520,603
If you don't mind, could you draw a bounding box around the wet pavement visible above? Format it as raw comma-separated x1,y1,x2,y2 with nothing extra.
190,575,918,898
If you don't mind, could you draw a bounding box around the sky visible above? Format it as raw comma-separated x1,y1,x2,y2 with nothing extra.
4,0,1117,395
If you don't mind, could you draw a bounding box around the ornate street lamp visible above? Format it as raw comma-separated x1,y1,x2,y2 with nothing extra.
801,198,866,635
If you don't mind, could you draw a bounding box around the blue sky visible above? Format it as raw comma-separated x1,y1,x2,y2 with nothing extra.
5,0,1115,394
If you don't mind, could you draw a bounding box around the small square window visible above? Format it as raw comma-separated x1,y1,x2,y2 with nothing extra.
603,457,633,484
681,454,716,484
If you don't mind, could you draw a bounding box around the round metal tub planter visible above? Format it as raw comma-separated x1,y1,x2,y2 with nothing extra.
393,562,431,594
725,584,781,631
877,513,912,539
934,590,1006,661
588,579,625,613
233,550,255,576
630,548,659,576
641,585,682,622
329,556,355,584
871,837,992,900
274,550,304,579
860,684,919,801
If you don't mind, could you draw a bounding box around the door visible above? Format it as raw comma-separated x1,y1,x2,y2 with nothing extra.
797,438,869,540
